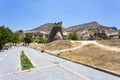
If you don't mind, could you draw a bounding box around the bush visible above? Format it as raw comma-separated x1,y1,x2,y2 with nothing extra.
95,37,103,40
38,38,47,43
68,32,79,40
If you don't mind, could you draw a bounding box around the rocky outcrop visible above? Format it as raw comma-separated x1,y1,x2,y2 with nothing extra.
65,21,118,39
47,22,64,42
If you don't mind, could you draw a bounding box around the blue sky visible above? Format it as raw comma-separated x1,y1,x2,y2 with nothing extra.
0,0,120,31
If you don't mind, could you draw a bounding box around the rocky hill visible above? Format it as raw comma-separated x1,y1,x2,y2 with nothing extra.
64,21,117,32
25,21,118,40
32,23,55,32
27,21,117,33
64,21,118,39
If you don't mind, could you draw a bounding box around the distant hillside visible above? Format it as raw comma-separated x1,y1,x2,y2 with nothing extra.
26,21,117,33
32,23,55,32
64,21,117,32
24,21,118,40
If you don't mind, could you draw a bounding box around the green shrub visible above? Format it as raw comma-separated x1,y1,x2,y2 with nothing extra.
38,38,47,43
68,32,79,40
95,38,103,40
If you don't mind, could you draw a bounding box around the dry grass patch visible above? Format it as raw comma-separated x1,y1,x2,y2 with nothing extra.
97,40,120,48
39,40,81,51
60,44,120,73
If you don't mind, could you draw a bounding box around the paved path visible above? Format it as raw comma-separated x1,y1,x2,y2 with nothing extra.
0,47,120,80
0,47,22,75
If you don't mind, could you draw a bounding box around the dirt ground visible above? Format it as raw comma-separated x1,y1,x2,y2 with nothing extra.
97,39,120,48
60,44,120,73
30,40,82,51
29,40,120,73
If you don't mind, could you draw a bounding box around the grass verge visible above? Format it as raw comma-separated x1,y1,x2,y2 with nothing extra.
20,50,34,70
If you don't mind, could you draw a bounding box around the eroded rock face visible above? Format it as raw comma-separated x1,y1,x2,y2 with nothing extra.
65,22,118,40
47,22,64,42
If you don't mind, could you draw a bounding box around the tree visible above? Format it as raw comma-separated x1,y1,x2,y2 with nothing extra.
5,27,14,42
68,32,79,40
0,26,6,50
12,34,21,46
0,26,13,50
24,33,33,45
68,32,73,40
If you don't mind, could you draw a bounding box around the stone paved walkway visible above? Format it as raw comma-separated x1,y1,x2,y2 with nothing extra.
0,47,120,80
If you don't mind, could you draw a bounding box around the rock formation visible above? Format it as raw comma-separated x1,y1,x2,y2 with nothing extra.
24,21,118,40
47,22,64,42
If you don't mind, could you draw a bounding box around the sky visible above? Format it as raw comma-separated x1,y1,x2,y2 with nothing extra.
0,0,120,31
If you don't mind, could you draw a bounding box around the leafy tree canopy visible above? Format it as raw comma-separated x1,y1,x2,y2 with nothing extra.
0,26,13,48
24,33,33,43
12,34,21,43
